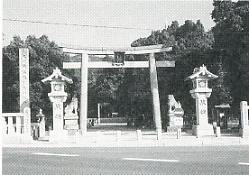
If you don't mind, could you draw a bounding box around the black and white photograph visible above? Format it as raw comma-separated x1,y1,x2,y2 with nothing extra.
2,0,249,174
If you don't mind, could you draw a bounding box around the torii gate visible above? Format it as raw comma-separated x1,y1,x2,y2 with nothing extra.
62,44,175,134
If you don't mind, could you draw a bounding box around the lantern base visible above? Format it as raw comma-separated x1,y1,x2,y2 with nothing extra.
239,126,249,138
192,124,214,138
49,130,68,143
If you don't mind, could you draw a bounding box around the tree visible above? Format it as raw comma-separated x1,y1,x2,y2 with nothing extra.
130,20,220,126
212,1,249,115
2,35,74,127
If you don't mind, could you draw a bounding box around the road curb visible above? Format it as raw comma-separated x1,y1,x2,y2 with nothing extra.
3,136,249,148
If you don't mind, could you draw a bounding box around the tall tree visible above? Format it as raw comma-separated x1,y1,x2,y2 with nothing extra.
130,20,219,126
212,0,249,114
2,35,74,126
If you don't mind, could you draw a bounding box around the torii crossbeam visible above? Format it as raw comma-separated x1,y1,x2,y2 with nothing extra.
62,44,175,134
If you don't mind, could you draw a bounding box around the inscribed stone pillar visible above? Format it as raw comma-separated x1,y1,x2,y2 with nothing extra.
23,107,31,136
51,97,66,131
19,48,31,136
193,93,211,126
19,48,30,111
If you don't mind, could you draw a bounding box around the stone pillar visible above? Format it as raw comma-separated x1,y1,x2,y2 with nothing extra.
3,117,7,135
80,53,88,133
239,101,249,138
137,130,142,141
97,103,101,124
7,116,15,135
19,48,31,136
23,107,31,136
149,52,162,133
52,98,66,131
16,116,22,134
191,92,214,137
194,93,210,126
42,68,73,142
186,65,218,137
19,48,30,112
49,96,68,142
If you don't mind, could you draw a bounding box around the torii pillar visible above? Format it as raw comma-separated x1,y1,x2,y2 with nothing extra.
149,52,162,133
62,44,175,135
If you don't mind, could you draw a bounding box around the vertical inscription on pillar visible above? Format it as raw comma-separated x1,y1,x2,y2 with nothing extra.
19,48,30,112
54,103,62,119
23,107,31,135
199,98,207,115
197,95,208,126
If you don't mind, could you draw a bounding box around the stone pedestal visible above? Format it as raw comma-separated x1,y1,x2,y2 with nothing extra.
49,130,68,143
49,97,68,142
51,98,66,131
167,114,183,132
191,91,215,137
192,124,214,138
64,97,79,130
239,126,249,138
64,115,79,130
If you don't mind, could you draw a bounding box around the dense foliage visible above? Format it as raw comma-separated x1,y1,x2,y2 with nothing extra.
130,19,218,126
3,1,249,129
2,35,75,126
212,0,249,114
1,19,218,129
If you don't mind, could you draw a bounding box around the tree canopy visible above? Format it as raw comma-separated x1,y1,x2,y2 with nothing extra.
3,1,249,129
2,35,74,125
212,0,249,113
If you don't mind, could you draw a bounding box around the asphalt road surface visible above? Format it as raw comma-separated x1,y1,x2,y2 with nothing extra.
3,146,249,175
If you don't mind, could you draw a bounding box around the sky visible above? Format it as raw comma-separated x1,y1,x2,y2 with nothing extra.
3,0,215,48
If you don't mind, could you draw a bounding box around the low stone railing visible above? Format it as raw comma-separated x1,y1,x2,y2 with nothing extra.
2,113,24,135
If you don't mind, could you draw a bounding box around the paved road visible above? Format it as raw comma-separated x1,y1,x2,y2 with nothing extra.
3,146,249,175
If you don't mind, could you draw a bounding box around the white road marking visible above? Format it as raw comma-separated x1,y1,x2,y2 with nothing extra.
238,162,249,166
32,152,79,157
123,158,179,162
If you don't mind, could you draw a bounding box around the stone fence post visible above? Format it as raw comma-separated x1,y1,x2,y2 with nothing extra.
240,101,249,138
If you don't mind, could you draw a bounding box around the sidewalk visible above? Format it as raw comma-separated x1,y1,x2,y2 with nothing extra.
3,129,249,147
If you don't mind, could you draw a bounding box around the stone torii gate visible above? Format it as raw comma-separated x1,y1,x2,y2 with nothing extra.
62,44,175,134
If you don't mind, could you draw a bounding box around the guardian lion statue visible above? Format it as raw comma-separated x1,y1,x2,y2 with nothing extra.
168,95,181,114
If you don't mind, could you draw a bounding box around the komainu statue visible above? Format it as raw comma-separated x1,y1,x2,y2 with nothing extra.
167,95,183,132
64,96,79,129
65,96,78,116
168,95,181,114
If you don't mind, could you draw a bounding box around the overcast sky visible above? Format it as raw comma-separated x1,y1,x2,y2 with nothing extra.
3,0,215,48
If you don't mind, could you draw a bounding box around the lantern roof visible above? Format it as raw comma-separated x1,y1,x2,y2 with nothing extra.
186,64,218,81
42,67,73,84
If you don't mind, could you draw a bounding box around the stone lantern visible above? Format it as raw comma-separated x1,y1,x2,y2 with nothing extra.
186,65,218,137
42,67,73,142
